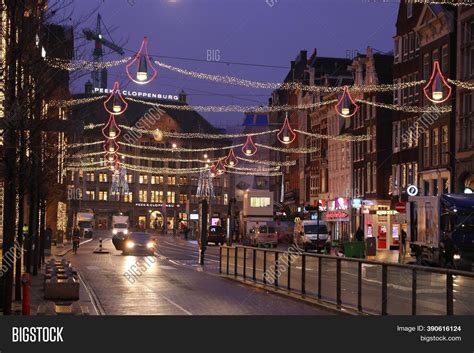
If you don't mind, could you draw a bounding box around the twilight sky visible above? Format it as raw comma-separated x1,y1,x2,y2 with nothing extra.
63,0,400,128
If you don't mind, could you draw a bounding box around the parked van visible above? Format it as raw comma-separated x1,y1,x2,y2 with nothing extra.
250,223,278,248
294,219,331,252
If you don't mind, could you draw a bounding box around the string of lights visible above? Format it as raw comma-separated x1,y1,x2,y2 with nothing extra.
119,141,244,152
255,143,320,154
228,165,280,172
120,125,279,139
67,161,103,168
408,0,474,6
66,166,107,172
225,169,282,177
49,96,105,108
127,97,338,113
68,141,104,148
294,129,371,142
84,123,106,130
356,99,452,113
120,162,207,174
70,151,105,158
118,152,223,163
448,79,474,90
236,156,296,166
45,56,132,71
154,60,426,93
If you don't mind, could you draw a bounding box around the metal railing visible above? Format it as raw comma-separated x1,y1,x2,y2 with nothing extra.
219,245,474,315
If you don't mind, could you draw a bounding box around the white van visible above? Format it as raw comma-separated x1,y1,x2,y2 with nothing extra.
294,220,331,253
249,223,278,248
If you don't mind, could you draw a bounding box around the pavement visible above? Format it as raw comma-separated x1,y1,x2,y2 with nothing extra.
56,230,334,315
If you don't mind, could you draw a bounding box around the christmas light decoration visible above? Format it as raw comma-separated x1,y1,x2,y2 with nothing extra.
228,165,280,172
49,95,105,108
225,170,282,177
104,138,119,153
45,56,132,71
101,115,121,139
423,61,452,104
277,113,296,144
103,81,128,115
119,141,243,153
110,166,130,195
70,151,105,158
356,99,451,113
117,152,223,163
120,162,207,174
335,86,358,118
242,136,257,156
209,164,218,178
294,129,371,142
224,149,238,166
128,96,337,113
197,169,215,198
216,159,226,175
68,141,104,148
126,37,158,85
255,143,320,154
237,156,296,166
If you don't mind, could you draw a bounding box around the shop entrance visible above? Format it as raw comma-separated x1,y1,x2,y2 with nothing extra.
149,211,164,230
378,224,387,249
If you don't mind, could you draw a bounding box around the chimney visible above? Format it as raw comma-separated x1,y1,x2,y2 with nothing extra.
85,80,93,94
178,90,187,103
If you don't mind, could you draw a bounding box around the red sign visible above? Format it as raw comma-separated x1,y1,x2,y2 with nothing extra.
326,211,349,220
395,202,406,213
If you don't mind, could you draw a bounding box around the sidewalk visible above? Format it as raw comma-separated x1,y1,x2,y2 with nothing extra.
4,239,98,315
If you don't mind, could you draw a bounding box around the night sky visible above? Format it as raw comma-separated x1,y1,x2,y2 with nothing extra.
62,0,400,128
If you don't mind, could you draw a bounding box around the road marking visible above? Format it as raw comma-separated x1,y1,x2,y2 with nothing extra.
158,294,193,315
86,266,99,270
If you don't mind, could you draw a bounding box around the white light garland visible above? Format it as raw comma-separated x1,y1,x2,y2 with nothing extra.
119,141,243,152
294,129,371,142
237,156,296,166
45,56,132,71
356,99,452,113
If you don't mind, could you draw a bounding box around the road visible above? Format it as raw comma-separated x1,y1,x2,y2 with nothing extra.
62,231,333,315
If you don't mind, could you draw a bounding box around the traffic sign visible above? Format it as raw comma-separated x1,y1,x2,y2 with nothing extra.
395,202,406,213
407,185,418,196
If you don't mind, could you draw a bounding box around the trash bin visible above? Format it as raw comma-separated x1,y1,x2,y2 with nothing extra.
343,241,365,258
365,237,377,257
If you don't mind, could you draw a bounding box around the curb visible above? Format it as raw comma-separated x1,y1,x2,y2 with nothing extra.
76,270,106,315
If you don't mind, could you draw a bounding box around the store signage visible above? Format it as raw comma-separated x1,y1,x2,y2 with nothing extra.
351,198,362,208
190,213,199,220
135,203,180,208
375,210,398,216
93,87,179,101
326,211,349,219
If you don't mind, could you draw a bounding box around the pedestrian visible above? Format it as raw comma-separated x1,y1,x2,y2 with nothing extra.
400,229,407,256
355,227,364,242
72,227,80,254
184,226,190,240
440,232,455,268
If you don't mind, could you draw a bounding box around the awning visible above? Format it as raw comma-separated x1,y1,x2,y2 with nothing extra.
440,194,474,214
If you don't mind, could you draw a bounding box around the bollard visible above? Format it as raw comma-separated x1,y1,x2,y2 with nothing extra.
21,273,31,315
99,238,103,251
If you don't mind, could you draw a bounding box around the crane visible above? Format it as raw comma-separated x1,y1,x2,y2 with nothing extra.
83,14,124,88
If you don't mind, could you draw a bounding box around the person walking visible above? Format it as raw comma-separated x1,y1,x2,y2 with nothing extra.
355,227,364,242
72,227,80,254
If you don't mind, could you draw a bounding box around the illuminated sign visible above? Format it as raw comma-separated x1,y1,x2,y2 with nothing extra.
190,213,199,220
135,203,180,208
93,87,179,101
376,210,398,216
407,185,418,196
326,211,349,219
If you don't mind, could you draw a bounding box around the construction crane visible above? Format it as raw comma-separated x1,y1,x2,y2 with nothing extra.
83,14,124,89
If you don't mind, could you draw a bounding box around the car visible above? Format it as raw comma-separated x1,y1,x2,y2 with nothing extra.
207,226,225,245
294,220,331,253
122,232,156,256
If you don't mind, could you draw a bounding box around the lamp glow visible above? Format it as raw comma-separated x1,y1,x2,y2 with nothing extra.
423,61,452,104
335,86,358,118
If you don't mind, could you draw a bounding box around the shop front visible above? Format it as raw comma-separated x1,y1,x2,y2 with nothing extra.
324,197,350,241
362,200,398,250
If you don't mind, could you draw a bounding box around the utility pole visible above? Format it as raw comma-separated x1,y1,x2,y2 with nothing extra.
199,199,208,265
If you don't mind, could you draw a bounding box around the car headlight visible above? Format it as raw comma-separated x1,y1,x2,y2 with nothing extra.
126,241,135,249
124,229,128,235
454,254,461,260
147,242,155,249
113,229,118,235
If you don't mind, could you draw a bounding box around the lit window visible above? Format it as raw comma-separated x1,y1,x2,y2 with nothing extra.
126,174,133,183
86,172,94,182
167,191,176,203
98,191,107,201
86,190,94,200
150,190,163,203
139,190,148,202
99,173,107,182
250,197,271,208
179,193,187,203
168,176,176,185
139,174,148,184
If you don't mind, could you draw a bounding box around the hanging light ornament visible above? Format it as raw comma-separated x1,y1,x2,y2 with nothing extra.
103,81,128,115
101,114,121,139
224,148,238,166
104,138,119,154
126,36,158,85
209,164,218,178
335,86,358,118
242,136,257,157
216,159,226,175
105,152,119,164
277,113,296,144
423,61,452,104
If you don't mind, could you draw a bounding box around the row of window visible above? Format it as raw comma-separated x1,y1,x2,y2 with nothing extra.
391,162,418,191
422,126,449,168
392,119,420,151
353,163,377,197
82,190,229,205
394,30,420,64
